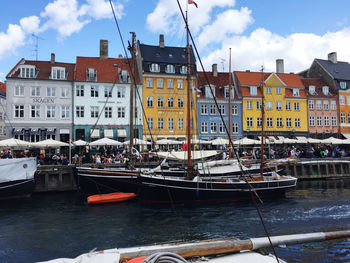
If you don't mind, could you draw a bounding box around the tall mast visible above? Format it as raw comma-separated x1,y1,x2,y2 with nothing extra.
228,48,232,159
186,9,192,179
260,66,265,177
128,32,136,164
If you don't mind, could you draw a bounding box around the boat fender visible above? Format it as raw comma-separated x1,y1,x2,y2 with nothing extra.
192,176,200,182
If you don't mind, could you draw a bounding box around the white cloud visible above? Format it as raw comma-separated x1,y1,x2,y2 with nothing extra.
0,24,26,60
0,72,5,82
82,0,123,20
19,16,41,34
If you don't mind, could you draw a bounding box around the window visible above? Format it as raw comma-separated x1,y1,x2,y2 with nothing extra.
295,118,301,128
105,107,112,118
51,67,65,80
316,100,322,110
293,88,300,97
257,117,262,127
347,96,350,105
91,86,99,97
117,87,125,98
157,78,163,89
340,95,345,105
308,100,314,110
286,102,291,111
309,116,315,126
324,116,330,126
157,97,164,108
117,107,125,118
341,113,346,124
277,117,283,127
31,86,40,97
158,118,164,130
276,101,282,110
294,102,300,111
15,86,24,96
20,65,35,78
219,123,225,133
286,118,292,128
178,97,184,108
340,81,347,90
178,118,184,130
266,87,272,94
250,86,257,96
317,116,322,126
47,87,56,97
218,105,225,115
348,113,350,124
247,117,253,127
147,118,153,129
146,78,153,88
210,122,217,133
331,100,337,110
61,106,70,119
168,118,174,130
210,105,216,115
256,101,262,110
167,97,174,108
91,106,99,118
76,85,84,97
276,87,282,94
104,87,112,98
267,117,273,127
147,97,153,107
201,122,208,133
47,105,56,119
150,63,160,72
166,65,175,73
61,87,68,97
322,86,329,95
87,68,97,81
177,79,184,89
246,101,253,110
324,100,329,110
76,106,84,118
232,105,238,115
180,66,187,74
224,87,230,98
232,123,238,133
205,86,214,98
332,116,337,126
309,85,316,94
266,101,272,110
167,79,174,89
201,104,207,115
31,105,40,118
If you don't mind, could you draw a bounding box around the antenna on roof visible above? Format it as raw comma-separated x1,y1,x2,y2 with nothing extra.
219,58,226,71
32,34,44,61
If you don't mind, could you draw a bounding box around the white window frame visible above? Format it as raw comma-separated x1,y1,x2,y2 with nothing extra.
232,105,238,115
309,116,315,126
61,106,70,119
91,86,99,97
178,118,184,130
210,122,217,133
46,105,56,119
201,122,208,133
246,101,253,110
177,79,184,89
90,106,99,118
168,118,174,130
295,118,301,128
294,102,300,111
117,107,125,118
247,117,253,127
31,86,40,97
76,106,84,118
105,106,112,118
147,118,153,129
250,86,257,96
146,78,153,88
201,104,207,115
308,100,314,110
31,105,41,118
15,86,24,97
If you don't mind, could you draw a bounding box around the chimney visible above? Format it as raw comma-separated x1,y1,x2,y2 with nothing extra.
212,64,218,77
159,34,164,48
328,52,337,64
276,59,284,73
50,53,55,64
100,39,108,59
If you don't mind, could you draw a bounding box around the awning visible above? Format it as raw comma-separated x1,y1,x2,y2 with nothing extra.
29,128,40,135
59,128,70,134
46,128,57,134
343,133,350,139
104,129,114,138
117,129,127,137
12,128,24,135
90,129,100,138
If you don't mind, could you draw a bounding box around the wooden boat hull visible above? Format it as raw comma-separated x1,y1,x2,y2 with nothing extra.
87,192,136,204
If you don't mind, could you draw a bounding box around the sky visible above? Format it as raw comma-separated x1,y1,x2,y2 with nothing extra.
1,0,350,82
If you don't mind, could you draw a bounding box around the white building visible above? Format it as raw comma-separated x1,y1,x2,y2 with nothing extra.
0,82,6,140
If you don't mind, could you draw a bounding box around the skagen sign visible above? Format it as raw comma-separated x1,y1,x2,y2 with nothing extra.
33,98,55,104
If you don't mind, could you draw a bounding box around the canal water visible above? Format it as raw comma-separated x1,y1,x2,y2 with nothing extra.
1,179,350,263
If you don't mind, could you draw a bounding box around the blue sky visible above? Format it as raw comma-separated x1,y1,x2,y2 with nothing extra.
1,0,350,82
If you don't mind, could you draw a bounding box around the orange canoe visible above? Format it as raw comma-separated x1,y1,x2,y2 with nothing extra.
87,192,136,205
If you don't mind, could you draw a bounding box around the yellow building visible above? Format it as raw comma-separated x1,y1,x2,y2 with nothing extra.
138,36,197,142
235,71,308,139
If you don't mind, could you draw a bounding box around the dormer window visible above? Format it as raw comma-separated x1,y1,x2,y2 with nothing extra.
205,86,214,98
51,67,66,80
150,63,160,73
180,65,187,74
309,85,316,95
250,86,257,96
19,65,36,78
87,68,97,81
224,87,234,98
120,70,130,83
322,86,329,95
165,64,175,73
340,81,347,90
293,88,300,97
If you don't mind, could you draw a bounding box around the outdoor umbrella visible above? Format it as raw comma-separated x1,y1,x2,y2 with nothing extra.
123,138,151,145
233,137,259,145
89,138,123,146
31,139,69,148
0,138,32,147
210,137,229,145
156,139,181,145
321,137,345,145
74,140,89,146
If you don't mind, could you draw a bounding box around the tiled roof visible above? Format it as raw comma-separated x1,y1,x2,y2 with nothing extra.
301,78,336,98
316,59,350,81
75,56,140,84
0,82,6,94
240,86,262,98
139,44,195,64
284,88,307,99
8,59,75,80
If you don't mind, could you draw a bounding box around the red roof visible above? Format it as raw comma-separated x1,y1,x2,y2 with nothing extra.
0,82,5,94
301,78,336,98
8,59,75,81
75,57,140,84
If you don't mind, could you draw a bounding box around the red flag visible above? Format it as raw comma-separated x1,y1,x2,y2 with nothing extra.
188,0,198,8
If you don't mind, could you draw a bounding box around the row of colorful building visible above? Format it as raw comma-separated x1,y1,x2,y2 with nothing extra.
1,35,350,143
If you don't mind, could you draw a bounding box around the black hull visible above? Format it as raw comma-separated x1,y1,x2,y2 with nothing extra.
0,179,35,200
75,167,140,196
138,175,297,204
